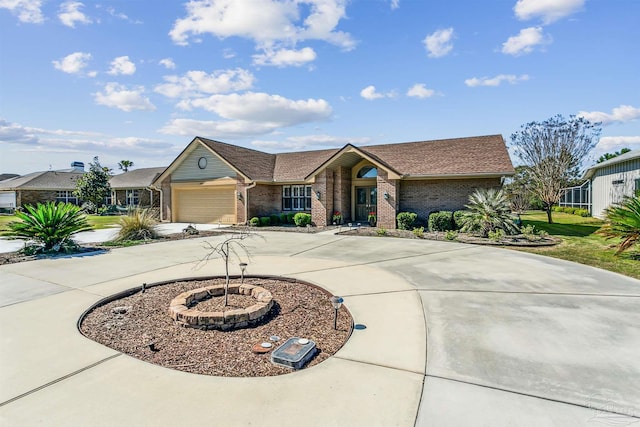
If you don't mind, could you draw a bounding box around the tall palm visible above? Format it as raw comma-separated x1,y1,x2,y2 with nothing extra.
118,160,134,172
597,196,640,255
459,188,519,237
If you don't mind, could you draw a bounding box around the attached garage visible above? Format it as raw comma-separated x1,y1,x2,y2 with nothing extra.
172,185,236,224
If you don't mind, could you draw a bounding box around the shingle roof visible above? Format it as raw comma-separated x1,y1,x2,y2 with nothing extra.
0,174,19,181
182,134,514,183
0,170,84,190
109,167,167,189
583,150,639,180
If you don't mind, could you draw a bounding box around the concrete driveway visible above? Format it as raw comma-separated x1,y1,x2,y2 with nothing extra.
0,232,638,426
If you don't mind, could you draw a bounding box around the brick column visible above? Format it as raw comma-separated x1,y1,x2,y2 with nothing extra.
235,177,247,225
377,170,399,229
311,169,334,227
334,166,352,223
160,177,172,222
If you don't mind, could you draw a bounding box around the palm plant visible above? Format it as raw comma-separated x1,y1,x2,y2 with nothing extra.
597,196,640,255
458,188,520,237
114,208,157,242
7,202,91,252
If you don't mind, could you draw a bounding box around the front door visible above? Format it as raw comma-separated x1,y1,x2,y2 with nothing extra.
355,186,377,222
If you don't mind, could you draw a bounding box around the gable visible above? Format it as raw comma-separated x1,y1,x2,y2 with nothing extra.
171,144,237,182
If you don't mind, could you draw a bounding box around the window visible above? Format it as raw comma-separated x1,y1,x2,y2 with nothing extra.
282,185,311,211
126,189,139,206
635,178,640,196
357,166,377,178
56,190,78,205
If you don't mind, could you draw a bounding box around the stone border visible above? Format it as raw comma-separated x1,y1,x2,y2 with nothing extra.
168,284,274,330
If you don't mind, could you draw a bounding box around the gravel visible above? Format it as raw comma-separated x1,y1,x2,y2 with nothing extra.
80,277,352,377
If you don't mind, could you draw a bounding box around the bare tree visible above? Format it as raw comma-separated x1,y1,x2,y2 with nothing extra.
197,230,261,306
511,115,601,223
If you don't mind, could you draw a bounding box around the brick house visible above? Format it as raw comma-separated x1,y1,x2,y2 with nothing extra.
0,170,85,211
109,167,165,209
152,135,515,229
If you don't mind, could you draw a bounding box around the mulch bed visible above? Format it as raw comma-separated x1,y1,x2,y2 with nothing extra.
79,277,352,377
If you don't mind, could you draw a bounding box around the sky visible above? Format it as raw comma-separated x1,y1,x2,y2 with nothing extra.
1,0,639,175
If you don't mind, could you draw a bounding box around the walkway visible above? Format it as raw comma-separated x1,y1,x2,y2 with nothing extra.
0,232,638,426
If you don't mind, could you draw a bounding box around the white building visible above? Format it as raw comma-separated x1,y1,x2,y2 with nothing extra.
583,150,640,218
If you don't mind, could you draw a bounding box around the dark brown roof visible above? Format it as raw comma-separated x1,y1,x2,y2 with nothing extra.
199,138,276,181
0,170,84,190
109,167,167,189
188,134,513,182
0,174,19,181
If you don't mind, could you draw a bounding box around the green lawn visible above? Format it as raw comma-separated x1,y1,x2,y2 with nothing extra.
0,214,121,233
514,211,640,280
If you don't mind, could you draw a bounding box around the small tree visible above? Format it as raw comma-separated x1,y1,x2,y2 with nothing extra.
596,148,631,164
511,115,601,223
597,196,640,255
118,160,134,172
458,188,519,237
74,156,111,213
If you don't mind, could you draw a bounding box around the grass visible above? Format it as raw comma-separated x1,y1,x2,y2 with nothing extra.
514,211,640,280
0,214,121,233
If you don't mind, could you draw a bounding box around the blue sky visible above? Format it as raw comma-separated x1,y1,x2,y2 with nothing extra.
1,0,639,175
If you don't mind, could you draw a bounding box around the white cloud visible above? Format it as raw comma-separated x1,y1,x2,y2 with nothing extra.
424,28,454,58
108,56,136,75
514,0,584,24
159,58,176,69
0,0,43,23
390,0,400,10
360,85,395,100
169,0,355,67
578,105,640,126
52,52,96,76
465,74,530,87
158,118,277,139
596,136,640,152
253,47,317,67
502,26,550,56
406,83,435,98
0,118,39,144
94,83,156,112
154,68,255,98
252,134,371,151
58,1,92,28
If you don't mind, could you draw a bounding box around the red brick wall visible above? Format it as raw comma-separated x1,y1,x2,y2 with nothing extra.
247,184,281,218
399,178,502,221
312,169,334,227
376,170,399,229
334,166,352,223
19,190,57,207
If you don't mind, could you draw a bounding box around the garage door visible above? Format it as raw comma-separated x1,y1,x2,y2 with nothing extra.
173,187,236,224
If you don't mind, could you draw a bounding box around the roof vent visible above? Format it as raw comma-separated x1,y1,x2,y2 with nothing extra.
71,161,85,172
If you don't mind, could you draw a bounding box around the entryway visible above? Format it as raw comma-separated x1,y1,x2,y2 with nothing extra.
355,186,377,222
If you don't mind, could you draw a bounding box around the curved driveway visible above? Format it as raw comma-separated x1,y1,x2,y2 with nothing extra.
0,231,638,426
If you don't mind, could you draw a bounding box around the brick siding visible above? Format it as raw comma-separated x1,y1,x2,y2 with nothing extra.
247,184,281,218
376,170,399,229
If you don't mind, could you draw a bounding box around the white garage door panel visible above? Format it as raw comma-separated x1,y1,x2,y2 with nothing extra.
174,188,235,224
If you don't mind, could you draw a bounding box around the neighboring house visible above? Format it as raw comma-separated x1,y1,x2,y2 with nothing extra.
152,135,515,229
109,167,166,208
0,169,84,210
582,150,640,218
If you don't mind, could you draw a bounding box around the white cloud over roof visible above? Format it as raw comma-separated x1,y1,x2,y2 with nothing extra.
94,83,156,112
579,105,640,126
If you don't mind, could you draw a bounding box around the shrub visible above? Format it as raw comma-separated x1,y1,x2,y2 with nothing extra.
376,226,387,236
279,213,288,224
428,211,454,232
294,212,312,227
7,201,91,252
488,229,506,242
287,212,296,224
457,188,519,237
453,211,467,230
249,217,260,227
575,208,590,217
397,212,418,230
270,214,281,225
115,208,157,242
332,211,343,224
259,217,271,226
445,230,458,241
597,195,640,254
412,226,424,238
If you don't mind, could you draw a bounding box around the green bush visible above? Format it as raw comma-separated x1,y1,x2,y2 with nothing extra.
488,228,506,242
287,212,296,224
269,214,280,225
397,212,418,230
293,212,312,227
597,195,640,254
552,206,591,217
7,201,91,252
280,213,288,224
249,217,260,226
445,230,458,241
412,226,424,238
428,211,454,232
259,217,271,226
115,208,157,242
376,226,387,236
453,210,466,230
458,189,519,237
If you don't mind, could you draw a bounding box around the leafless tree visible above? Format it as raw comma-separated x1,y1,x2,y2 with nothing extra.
510,115,601,223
